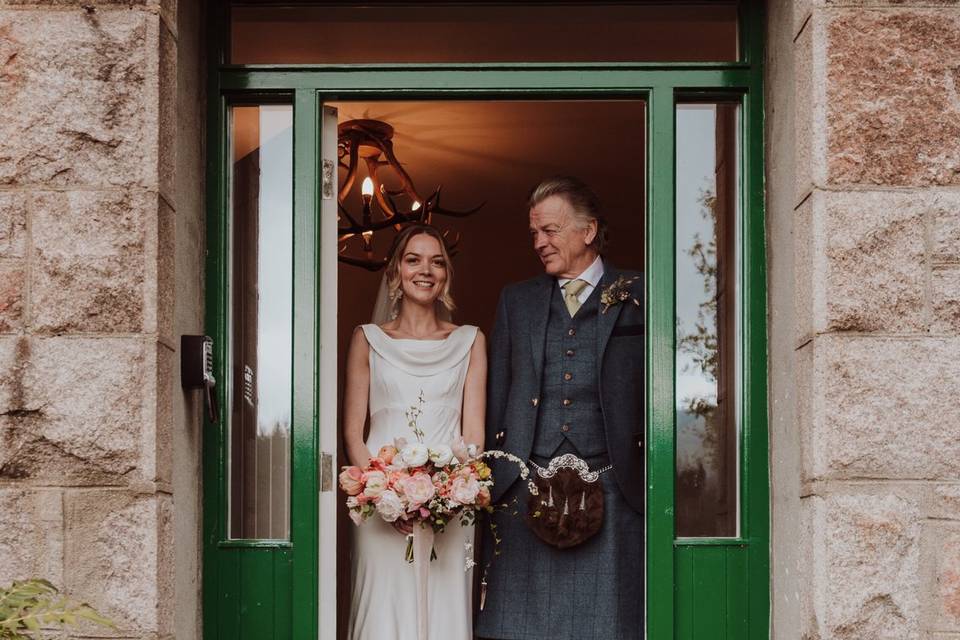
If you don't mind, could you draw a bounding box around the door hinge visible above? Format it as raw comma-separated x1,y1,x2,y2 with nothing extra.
319,451,334,492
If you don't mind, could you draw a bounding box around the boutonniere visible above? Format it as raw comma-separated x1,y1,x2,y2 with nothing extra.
600,275,641,314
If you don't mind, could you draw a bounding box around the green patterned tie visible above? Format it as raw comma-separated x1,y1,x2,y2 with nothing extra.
563,279,588,317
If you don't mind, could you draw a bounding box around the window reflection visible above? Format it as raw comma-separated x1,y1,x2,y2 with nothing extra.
229,105,293,540
675,102,739,538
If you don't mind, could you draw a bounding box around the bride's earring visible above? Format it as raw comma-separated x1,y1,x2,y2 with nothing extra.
389,288,402,320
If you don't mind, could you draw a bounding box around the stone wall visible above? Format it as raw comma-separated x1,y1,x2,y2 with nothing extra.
770,1,960,638
0,1,200,639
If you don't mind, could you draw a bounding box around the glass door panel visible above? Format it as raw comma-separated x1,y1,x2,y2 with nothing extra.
675,101,741,538
228,104,294,540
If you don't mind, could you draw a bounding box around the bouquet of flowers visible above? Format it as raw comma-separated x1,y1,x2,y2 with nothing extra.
338,392,535,563
339,437,493,560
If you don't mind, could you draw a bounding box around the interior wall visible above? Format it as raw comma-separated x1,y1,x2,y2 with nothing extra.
174,2,206,639
333,100,647,358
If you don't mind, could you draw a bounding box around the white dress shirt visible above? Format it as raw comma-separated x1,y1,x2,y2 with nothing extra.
557,255,604,304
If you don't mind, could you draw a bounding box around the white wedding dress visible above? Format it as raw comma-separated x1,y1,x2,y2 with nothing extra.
348,323,478,640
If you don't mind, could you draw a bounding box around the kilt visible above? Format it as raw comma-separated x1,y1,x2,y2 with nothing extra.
474,457,644,640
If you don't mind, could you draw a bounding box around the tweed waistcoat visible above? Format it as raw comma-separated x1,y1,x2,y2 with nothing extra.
530,282,607,458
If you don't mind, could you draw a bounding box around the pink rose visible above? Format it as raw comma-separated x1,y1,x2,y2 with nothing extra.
363,470,388,498
401,472,436,508
378,445,398,465
348,509,364,526
449,475,481,505
339,466,364,496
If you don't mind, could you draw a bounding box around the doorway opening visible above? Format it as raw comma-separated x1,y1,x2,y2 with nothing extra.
331,99,648,635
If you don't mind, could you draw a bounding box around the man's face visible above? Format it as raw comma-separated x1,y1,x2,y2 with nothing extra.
529,195,598,278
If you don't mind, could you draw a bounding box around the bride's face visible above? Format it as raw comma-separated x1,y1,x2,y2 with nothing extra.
397,233,448,307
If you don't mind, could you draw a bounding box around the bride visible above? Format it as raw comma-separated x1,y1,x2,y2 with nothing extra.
342,223,487,640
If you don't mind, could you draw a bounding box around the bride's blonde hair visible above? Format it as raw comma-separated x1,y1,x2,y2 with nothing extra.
384,224,456,319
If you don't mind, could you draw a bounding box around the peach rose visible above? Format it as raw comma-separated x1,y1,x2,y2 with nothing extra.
476,486,491,508
339,466,364,496
377,444,398,465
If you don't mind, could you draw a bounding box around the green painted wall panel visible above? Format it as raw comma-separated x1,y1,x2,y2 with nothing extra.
217,550,241,638
693,548,726,639
240,550,276,639
274,550,294,640
675,545,752,640
675,548,695,640
725,547,750,637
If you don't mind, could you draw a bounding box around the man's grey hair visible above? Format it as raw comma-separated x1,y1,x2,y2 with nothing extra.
527,176,608,253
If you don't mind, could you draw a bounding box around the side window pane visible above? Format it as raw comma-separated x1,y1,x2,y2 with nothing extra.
675,102,740,538
228,105,293,540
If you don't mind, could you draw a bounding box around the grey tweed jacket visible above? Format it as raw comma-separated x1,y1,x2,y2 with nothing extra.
486,263,646,512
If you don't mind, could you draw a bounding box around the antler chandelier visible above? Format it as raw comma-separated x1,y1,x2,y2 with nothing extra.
337,119,483,271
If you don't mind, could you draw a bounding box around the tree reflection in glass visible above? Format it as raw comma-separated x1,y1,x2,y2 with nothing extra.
676,103,739,538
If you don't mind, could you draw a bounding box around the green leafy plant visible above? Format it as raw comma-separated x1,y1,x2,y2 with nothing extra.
0,579,114,639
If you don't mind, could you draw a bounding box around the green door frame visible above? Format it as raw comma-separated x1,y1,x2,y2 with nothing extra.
202,3,768,639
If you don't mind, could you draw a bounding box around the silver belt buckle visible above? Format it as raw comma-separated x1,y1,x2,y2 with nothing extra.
531,453,612,483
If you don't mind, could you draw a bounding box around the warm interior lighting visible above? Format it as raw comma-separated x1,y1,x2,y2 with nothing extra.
337,119,482,271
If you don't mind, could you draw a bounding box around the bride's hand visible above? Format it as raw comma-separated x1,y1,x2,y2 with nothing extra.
392,519,413,535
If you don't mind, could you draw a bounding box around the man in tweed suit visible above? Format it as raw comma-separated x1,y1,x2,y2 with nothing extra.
475,176,645,640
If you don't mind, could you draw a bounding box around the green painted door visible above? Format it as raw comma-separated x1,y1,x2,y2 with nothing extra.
203,3,769,638
202,93,328,639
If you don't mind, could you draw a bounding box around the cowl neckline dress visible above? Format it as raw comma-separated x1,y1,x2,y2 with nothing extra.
348,323,478,640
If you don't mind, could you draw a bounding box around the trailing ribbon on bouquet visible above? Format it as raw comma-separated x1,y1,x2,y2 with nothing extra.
412,526,435,640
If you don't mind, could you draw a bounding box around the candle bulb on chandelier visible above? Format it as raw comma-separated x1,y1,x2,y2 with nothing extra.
360,177,374,254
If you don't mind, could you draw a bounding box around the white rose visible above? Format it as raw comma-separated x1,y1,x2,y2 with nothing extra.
362,470,388,498
375,490,405,522
449,476,481,505
400,443,429,468
428,445,454,467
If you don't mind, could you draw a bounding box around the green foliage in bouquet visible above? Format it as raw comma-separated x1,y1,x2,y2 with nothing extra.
0,579,115,639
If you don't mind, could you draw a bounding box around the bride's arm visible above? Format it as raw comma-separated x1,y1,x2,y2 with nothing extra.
343,326,373,467
461,331,487,450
